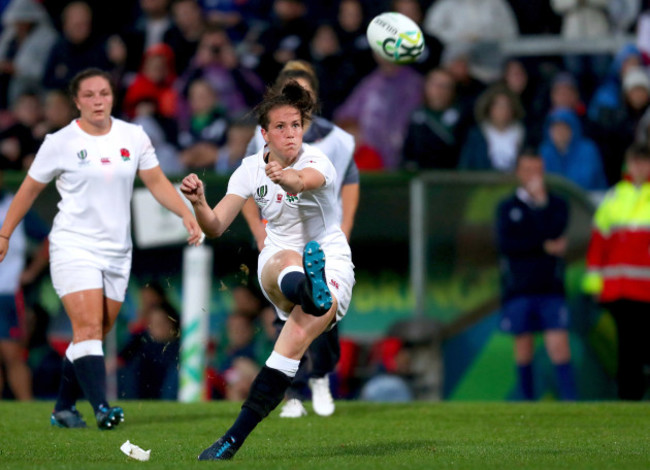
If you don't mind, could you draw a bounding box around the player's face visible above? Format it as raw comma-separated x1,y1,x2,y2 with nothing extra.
261,105,303,163
74,76,113,131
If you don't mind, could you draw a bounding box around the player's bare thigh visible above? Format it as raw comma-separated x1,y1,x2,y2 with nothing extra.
260,249,303,312
62,289,122,342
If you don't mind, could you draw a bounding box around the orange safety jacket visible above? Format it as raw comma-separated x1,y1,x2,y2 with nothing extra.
583,176,650,303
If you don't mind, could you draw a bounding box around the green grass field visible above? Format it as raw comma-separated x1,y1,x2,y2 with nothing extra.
1,401,648,469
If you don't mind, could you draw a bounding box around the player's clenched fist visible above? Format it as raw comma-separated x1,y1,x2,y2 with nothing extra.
180,173,205,204
265,161,284,184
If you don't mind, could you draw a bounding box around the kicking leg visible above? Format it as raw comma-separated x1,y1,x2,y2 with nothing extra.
199,242,337,460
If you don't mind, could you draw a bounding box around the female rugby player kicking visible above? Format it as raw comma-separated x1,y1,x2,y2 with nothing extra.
180,82,355,460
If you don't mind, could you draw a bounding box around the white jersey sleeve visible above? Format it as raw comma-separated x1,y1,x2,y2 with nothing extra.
135,125,159,171
294,151,336,188
226,159,255,199
28,134,61,184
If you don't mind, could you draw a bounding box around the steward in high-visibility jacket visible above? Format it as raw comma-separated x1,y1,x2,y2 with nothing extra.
582,142,650,400
583,172,650,302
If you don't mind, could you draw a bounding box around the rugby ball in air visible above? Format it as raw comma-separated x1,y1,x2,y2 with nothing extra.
366,12,424,64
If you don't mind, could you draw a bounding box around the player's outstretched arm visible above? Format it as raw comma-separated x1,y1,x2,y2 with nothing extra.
0,175,47,263
180,173,245,238
139,166,202,246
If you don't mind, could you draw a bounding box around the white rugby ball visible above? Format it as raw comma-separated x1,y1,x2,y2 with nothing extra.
366,12,424,64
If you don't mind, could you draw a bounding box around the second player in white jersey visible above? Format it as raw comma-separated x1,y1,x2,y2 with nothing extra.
0,68,201,431
29,118,158,262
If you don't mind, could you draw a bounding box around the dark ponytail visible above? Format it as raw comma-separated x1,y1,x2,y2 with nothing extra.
255,80,315,130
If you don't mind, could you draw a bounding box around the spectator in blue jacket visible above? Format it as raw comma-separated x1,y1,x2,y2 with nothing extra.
539,107,607,190
496,150,577,401
588,43,642,123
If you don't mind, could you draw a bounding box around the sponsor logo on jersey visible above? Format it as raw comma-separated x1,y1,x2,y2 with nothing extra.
101,157,111,165
276,194,283,203
120,148,131,161
255,185,269,206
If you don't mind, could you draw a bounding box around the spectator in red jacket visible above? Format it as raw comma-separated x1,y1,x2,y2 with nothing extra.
123,43,178,119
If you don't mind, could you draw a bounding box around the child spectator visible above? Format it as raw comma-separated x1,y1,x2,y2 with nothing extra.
539,108,608,191
123,43,179,120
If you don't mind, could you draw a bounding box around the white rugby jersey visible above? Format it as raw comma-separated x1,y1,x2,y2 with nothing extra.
246,117,356,222
227,144,351,257
28,118,159,260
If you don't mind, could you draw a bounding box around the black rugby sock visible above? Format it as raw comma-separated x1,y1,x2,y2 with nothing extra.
73,355,109,413
279,271,307,305
54,357,84,412
225,366,292,445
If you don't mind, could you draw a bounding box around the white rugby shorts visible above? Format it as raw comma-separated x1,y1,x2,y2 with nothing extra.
257,245,355,324
49,245,131,302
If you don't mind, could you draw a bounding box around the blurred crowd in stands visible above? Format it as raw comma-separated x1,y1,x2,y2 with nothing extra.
2,0,650,401
2,0,649,187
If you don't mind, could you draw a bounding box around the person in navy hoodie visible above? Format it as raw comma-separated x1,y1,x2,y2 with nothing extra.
539,107,607,191
496,149,577,401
